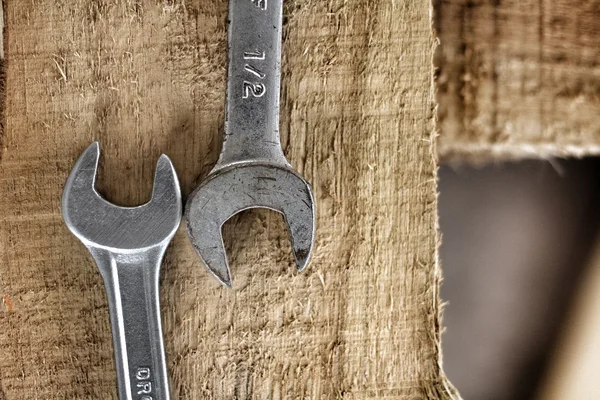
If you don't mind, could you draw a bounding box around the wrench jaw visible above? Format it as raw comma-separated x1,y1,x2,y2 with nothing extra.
151,154,182,215
61,142,182,252
184,163,316,287
61,141,101,236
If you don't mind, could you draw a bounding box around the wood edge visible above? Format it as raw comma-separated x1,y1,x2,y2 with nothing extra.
438,143,600,165
431,3,463,398
0,0,5,161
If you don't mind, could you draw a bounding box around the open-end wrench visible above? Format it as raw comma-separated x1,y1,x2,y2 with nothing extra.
185,0,316,287
62,143,181,400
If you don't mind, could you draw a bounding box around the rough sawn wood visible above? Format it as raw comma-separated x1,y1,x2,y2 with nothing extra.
0,1,455,398
436,0,600,161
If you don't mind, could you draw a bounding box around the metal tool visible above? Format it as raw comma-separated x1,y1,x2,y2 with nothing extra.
62,142,181,400
185,0,316,287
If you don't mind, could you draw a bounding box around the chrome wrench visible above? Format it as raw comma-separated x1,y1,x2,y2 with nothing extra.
185,0,316,287
62,143,181,400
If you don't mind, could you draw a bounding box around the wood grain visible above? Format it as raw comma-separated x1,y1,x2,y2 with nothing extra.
0,0,455,398
436,0,600,161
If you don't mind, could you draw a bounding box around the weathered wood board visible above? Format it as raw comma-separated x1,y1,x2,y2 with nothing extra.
0,0,454,398
538,237,600,400
436,0,600,161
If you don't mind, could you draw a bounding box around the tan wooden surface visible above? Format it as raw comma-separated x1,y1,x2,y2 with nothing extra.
537,238,600,400
436,0,600,161
0,1,455,398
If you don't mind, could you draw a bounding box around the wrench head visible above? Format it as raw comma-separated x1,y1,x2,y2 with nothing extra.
184,163,316,287
62,142,182,252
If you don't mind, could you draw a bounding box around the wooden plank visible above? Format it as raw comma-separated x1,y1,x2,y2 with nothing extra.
0,0,454,398
436,0,600,161
537,239,600,400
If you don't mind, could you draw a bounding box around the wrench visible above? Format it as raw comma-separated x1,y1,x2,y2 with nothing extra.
185,0,316,287
62,143,181,400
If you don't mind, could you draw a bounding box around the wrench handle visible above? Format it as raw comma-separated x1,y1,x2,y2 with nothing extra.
96,251,170,400
214,0,289,170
